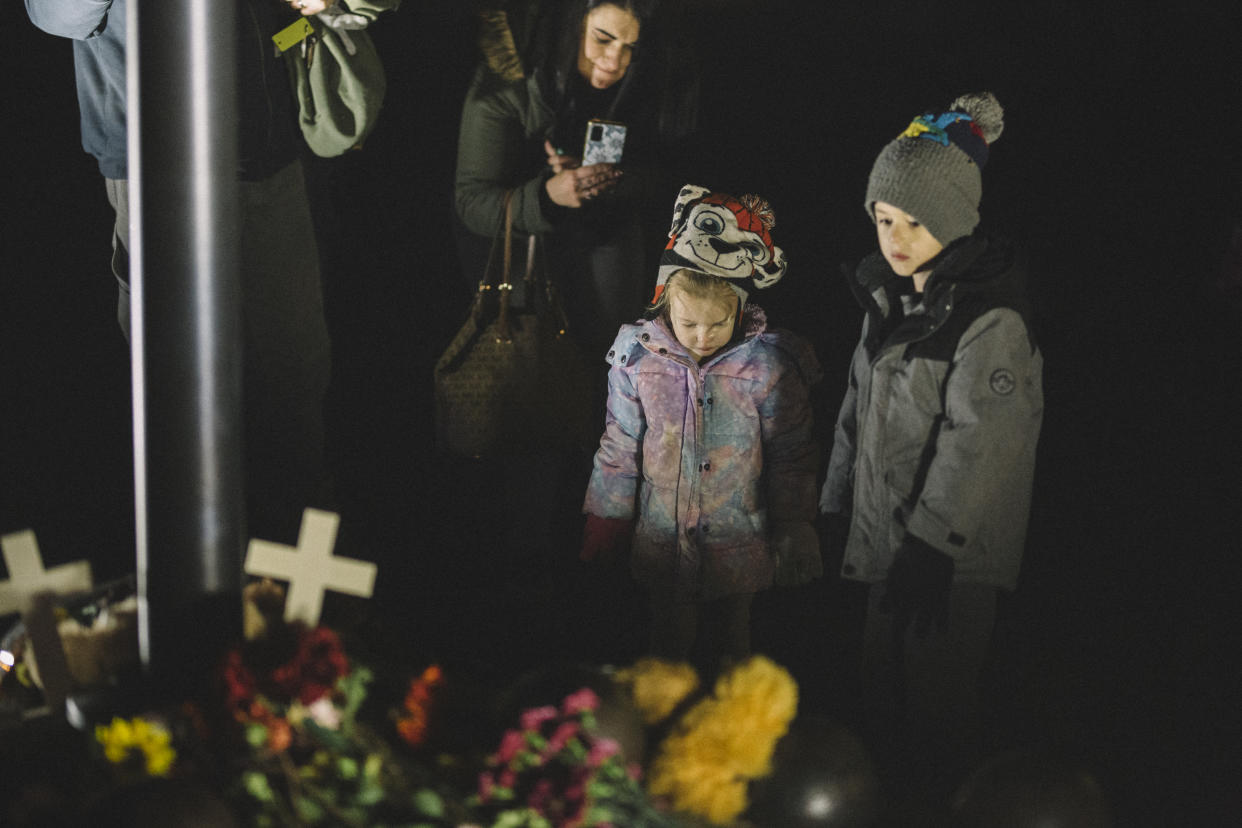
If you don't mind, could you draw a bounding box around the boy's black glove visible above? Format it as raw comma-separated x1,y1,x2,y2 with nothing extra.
771,520,822,587
816,512,851,571
880,534,954,638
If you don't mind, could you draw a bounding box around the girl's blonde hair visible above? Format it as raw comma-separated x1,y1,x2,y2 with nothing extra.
649,269,739,318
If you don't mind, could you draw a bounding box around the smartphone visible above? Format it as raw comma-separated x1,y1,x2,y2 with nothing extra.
582,119,627,165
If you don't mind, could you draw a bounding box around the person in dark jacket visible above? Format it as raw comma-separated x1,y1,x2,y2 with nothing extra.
448,1,698,576
454,0,697,358
24,0,340,545
582,184,821,676
818,92,1044,806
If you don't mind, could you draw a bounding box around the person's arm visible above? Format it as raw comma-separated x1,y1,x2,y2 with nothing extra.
760,338,824,585
819,319,867,515
759,338,821,526
582,361,646,520
454,77,560,239
904,308,1043,554
25,0,112,39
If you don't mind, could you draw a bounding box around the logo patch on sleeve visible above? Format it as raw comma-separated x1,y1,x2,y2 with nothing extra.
989,368,1016,395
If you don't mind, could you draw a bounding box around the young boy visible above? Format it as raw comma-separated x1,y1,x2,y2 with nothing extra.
819,93,1044,802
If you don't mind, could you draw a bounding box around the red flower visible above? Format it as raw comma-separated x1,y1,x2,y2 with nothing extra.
270,626,349,706
396,664,444,748
220,649,257,711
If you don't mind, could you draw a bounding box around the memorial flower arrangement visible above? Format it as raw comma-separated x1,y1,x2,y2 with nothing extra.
82,582,463,827
467,685,680,828
6,574,809,827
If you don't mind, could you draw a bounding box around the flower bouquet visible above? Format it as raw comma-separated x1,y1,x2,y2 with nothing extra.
468,684,680,828
87,580,463,827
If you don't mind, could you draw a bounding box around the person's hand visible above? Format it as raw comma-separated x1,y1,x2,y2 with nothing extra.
544,140,580,175
287,0,336,17
880,534,954,638
580,514,633,566
545,163,622,208
771,520,822,587
816,512,851,570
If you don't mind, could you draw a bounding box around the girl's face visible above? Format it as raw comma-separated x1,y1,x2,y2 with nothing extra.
874,201,944,279
577,4,641,90
668,290,738,362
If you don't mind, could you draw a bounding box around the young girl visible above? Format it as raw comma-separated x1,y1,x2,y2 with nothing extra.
818,92,1044,799
581,185,821,673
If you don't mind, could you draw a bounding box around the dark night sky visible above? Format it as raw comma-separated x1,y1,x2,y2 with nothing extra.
3,2,1239,823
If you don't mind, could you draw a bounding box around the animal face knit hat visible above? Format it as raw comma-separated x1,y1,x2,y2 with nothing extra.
651,184,788,304
865,91,1005,246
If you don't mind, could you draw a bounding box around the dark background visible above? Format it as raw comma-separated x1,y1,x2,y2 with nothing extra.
3,1,1239,824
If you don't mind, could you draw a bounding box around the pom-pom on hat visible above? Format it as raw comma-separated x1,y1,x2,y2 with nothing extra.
865,91,1004,246
652,184,788,305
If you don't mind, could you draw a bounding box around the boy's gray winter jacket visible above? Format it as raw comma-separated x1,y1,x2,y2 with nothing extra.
819,235,1043,591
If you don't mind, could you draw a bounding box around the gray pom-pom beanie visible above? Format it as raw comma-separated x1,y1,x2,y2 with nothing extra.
864,91,1004,246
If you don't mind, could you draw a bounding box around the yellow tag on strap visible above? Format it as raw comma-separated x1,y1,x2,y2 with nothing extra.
272,17,314,54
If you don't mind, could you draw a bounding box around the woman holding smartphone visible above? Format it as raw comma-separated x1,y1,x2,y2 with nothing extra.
449,1,698,647
453,0,697,358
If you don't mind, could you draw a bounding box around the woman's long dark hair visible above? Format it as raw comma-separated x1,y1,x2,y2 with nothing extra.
516,0,699,144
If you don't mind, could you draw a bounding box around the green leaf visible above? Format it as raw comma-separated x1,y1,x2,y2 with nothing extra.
244,722,269,749
293,793,326,823
242,770,276,802
336,755,359,780
338,665,374,718
356,778,385,806
412,788,445,818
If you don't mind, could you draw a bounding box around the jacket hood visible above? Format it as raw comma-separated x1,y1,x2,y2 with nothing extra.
607,303,821,384
851,233,1027,310
616,303,768,363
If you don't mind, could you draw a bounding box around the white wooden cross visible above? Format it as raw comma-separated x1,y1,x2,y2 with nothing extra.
243,509,377,626
0,529,94,617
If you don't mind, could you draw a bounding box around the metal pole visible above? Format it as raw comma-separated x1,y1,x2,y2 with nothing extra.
129,0,244,697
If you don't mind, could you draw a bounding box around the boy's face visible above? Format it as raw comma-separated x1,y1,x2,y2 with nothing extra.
874,201,943,278
669,291,737,362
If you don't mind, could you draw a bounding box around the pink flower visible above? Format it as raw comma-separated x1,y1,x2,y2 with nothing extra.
477,771,494,802
561,687,600,716
520,704,558,733
544,720,580,756
527,778,555,814
563,770,588,805
497,767,517,791
587,736,621,767
495,728,525,763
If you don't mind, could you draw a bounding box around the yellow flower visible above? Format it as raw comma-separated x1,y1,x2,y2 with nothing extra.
95,716,177,777
613,658,700,726
647,656,797,825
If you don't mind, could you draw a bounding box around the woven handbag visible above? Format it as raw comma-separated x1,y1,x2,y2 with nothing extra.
434,193,597,458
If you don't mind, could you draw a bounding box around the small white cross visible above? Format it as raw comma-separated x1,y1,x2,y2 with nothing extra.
0,529,93,617
243,509,376,626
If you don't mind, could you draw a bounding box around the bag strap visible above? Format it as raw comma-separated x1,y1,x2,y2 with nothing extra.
530,233,573,336
495,192,516,342
473,190,514,323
